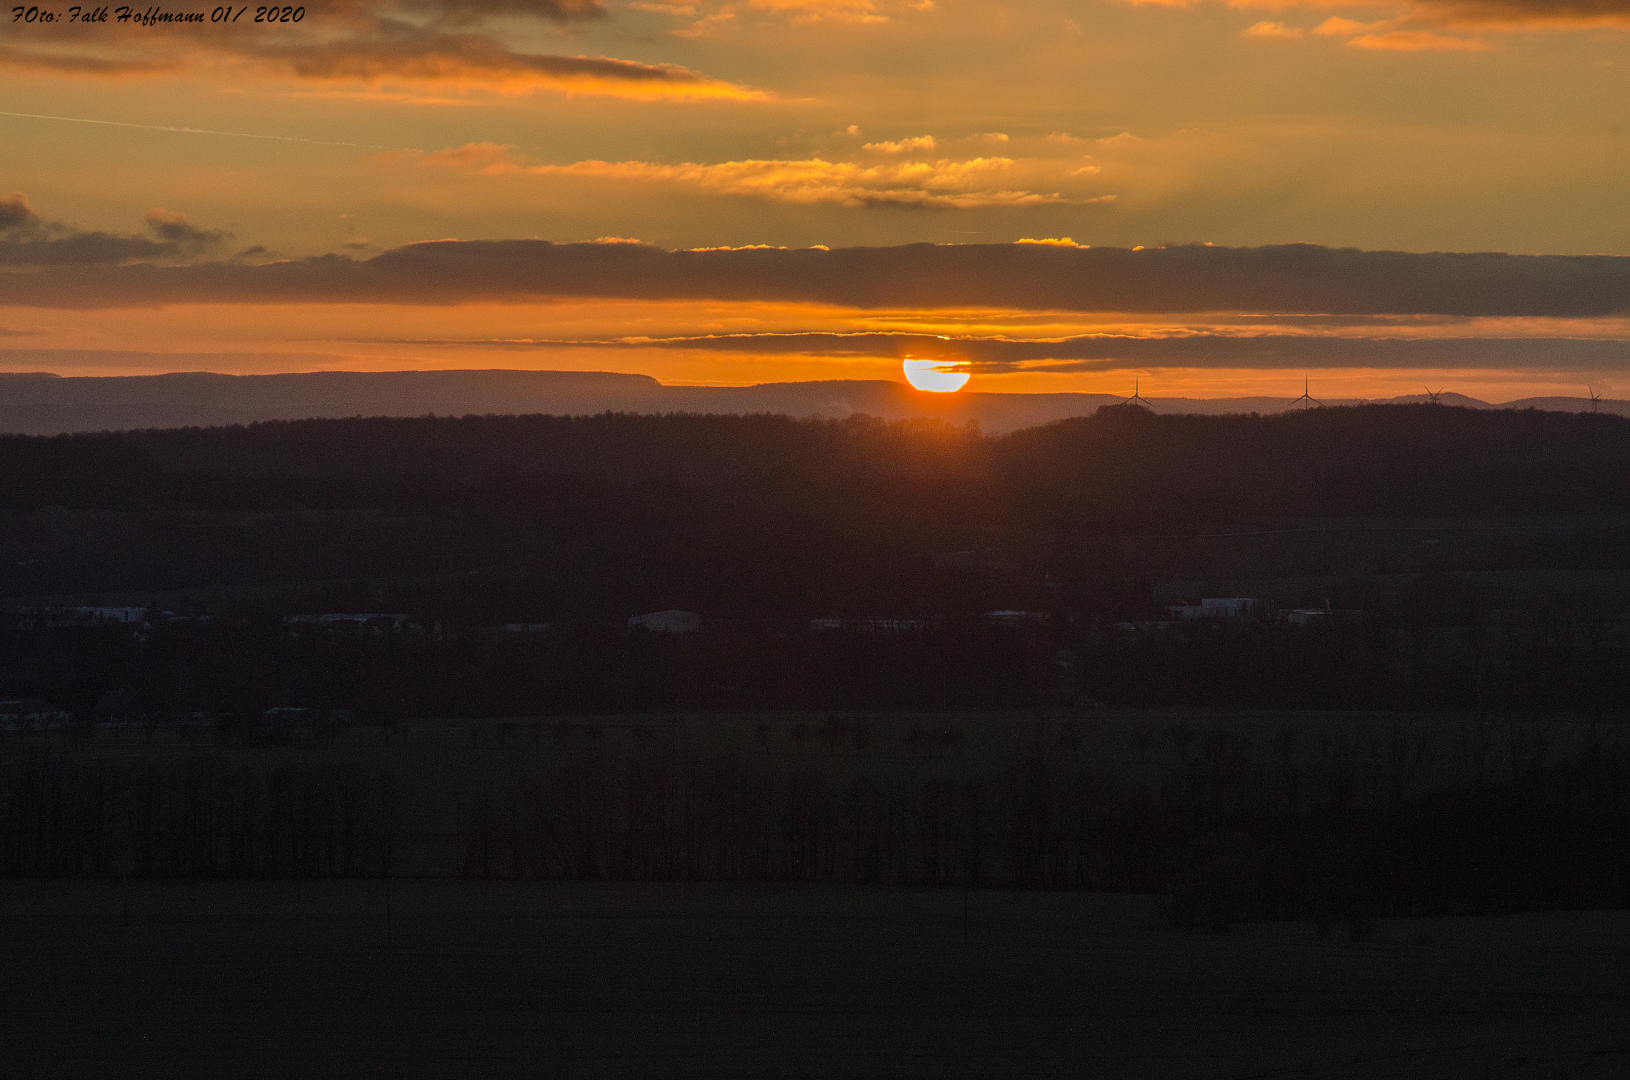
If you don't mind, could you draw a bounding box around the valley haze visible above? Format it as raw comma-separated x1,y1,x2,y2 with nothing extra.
0,368,1623,436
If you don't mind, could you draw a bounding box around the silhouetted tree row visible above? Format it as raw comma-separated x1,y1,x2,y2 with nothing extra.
5,715,1625,923
459,716,1630,922
0,756,394,878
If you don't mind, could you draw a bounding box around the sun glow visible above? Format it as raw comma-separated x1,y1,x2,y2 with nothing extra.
901,357,970,393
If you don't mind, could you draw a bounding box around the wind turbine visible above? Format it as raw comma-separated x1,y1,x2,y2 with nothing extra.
1125,376,1151,409
1424,386,1445,405
1291,376,1322,410
1588,386,1601,414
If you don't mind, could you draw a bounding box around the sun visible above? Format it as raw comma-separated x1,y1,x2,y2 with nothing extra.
902,357,970,393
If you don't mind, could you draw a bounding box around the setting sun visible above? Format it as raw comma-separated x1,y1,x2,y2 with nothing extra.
902,358,971,393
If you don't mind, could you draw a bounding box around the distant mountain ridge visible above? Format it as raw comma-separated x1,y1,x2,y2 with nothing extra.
0,369,1622,436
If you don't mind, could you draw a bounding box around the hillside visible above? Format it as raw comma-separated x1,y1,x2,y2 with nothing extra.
0,368,1624,436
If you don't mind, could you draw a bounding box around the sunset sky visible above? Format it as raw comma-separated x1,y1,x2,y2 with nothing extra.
2,0,1628,398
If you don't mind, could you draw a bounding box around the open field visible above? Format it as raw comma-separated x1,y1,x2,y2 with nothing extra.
1,880,1627,1079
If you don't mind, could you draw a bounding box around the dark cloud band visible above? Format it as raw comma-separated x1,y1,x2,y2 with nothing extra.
4,240,1630,317
380,330,1630,372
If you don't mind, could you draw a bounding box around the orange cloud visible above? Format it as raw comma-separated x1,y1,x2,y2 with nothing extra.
374,142,525,172
1346,26,1492,45
862,136,938,154
1313,15,1381,32
1121,0,1630,40
524,156,1108,208
380,138,1117,209
1243,19,1304,35
747,0,888,23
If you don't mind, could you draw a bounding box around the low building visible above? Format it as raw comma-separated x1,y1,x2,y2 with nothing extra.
283,613,417,634
1200,598,1265,621
628,610,701,633
74,606,147,625
809,617,939,633
0,699,72,732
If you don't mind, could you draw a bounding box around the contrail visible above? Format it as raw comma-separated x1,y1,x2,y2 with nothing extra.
0,110,393,149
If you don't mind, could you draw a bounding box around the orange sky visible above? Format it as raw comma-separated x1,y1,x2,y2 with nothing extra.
2,0,1628,399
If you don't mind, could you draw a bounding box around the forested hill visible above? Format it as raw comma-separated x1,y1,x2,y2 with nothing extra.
998,402,1630,526
1,403,1628,609
4,401,1628,513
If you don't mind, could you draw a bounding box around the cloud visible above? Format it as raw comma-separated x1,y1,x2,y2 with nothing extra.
6,241,1630,317
420,142,520,166
1016,237,1088,247
862,136,937,154
143,209,229,248
361,329,1630,372
0,196,229,266
390,0,608,25
1123,0,1630,43
0,193,39,232
1415,0,1630,28
1,4,758,101
646,0,931,33
242,23,763,98
375,141,525,172
383,139,1116,208
1310,15,1491,47
523,156,1093,207
1345,27,1492,46
1243,20,1303,35
746,0,888,23
0,45,182,75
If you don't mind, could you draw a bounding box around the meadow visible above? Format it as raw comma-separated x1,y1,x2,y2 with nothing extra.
1,877,1626,1079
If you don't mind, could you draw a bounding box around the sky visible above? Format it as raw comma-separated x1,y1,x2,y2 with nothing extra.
1,0,1628,399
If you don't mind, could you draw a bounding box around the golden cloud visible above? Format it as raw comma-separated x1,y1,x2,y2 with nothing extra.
1346,26,1493,45
1242,19,1304,35
747,0,888,23
522,155,1113,208
372,135,1118,209
862,136,938,154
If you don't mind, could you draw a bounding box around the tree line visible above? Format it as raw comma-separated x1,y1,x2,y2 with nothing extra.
3,713,1625,930
2,405,1630,608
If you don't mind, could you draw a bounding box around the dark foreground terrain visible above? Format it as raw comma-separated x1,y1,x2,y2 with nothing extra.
2,880,1626,1080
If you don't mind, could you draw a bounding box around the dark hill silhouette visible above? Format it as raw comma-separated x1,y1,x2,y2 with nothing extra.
1,367,1626,436
1,401,1627,529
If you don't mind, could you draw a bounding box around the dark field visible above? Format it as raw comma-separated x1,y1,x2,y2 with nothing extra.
1,880,1627,1079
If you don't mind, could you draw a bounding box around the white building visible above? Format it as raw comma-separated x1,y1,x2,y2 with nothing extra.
74,607,147,625
809,617,938,633
1200,598,1264,621
1167,598,1266,622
